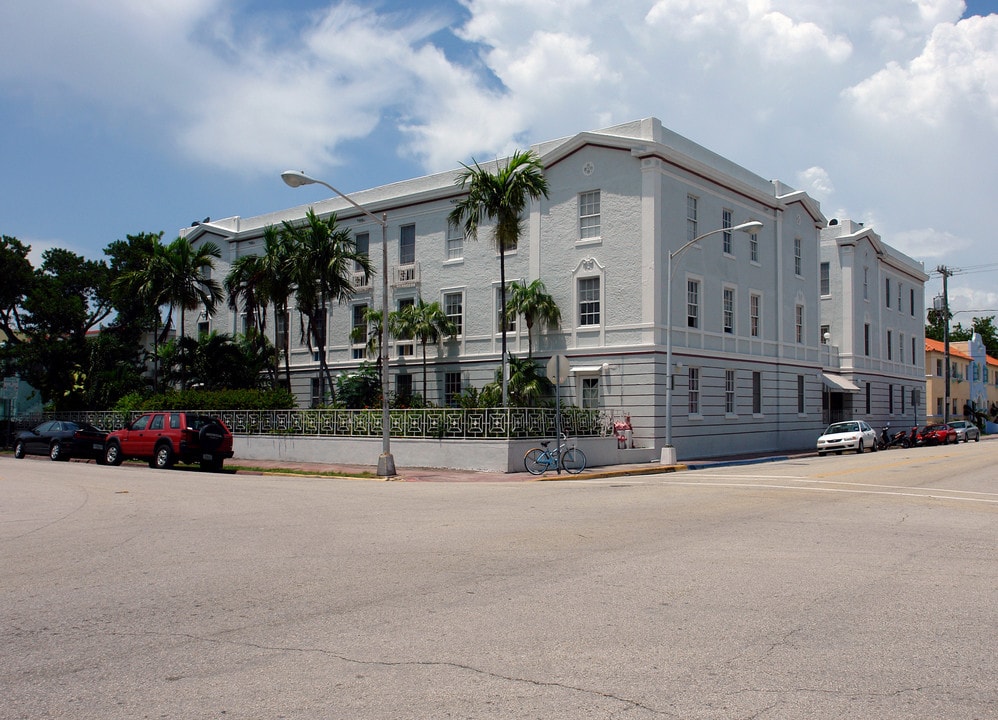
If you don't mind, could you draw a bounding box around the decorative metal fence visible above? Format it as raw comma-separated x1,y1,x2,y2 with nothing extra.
11,407,611,440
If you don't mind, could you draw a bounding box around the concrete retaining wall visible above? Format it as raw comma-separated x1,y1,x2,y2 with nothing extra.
233,435,659,473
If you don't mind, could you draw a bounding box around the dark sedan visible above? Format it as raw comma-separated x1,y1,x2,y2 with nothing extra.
915,424,958,446
13,420,108,462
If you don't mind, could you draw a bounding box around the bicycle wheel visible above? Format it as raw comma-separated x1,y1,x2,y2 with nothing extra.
524,448,548,475
560,447,586,474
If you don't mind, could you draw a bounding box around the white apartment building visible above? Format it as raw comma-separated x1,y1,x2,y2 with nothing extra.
819,220,928,431
182,117,901,460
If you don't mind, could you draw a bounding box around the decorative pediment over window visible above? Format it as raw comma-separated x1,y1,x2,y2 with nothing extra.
573,257,606,275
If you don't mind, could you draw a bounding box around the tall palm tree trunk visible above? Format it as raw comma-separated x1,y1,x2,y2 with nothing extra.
499,251,508,406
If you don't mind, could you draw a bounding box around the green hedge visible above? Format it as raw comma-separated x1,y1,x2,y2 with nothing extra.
114,388,297,413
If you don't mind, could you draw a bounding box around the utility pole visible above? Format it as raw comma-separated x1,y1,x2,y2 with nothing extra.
937,265,952,423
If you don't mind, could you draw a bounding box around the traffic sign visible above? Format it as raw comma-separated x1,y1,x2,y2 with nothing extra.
546,354,569,384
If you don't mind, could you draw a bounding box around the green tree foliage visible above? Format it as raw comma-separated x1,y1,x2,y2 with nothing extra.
448,150,549,405
14,248,113,408
925,308,997,357
389,297,456,400
0,235,34,345
157,331,271,391
479,355,552,408
284,209,372,402
350,307,384,376
506,279,561,358
968,316,998,358
224,225,298,391
112,233,173,390
334,362,382,409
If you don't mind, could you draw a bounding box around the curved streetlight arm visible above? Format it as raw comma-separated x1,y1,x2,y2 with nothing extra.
669,221,763,278
281,171,386,229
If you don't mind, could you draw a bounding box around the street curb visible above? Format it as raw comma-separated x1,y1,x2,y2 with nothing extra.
685,455,791,470
536,464,687,481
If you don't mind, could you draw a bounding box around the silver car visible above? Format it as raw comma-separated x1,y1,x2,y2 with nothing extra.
948,420,981,443
816,420,878,456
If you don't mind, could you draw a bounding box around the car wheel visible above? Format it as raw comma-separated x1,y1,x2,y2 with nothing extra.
104,443,123,466
818,451,826,457
49,441,67,461
856,440,864,454
943,435,949,445
974,434,980,442
14,441,25,459
151,443,174,469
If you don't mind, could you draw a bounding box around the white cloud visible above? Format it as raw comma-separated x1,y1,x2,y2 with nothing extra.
891,228,971,260
3,0,998,306
796,167,835,204
845,14,998,128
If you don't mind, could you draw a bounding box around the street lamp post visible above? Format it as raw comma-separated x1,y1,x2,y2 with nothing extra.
665,220,764,449
281,170,396,477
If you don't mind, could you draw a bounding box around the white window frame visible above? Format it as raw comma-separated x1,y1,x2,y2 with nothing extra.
495,286,516,334
795,304,804,344
443,290,464,337
794,238,802,277
687,277,701,329
723,286,735,334
396,297,415,357
399,224,416,266
686,194,698,242
580,375,600,409
578,190,601,242
445,227,464,262
578,276,600,327
688,367,701,417
750,293,761,338
354,231,370,273
351,303,368,360
444,371,462,406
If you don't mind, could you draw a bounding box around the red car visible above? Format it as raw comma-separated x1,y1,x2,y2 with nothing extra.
915,424,958,446
104,411,234,471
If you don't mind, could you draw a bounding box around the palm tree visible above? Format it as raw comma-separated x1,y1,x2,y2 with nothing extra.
350,307,385,377
111,233,172,391
449,149,549,406
389,298,456,401
225,226,296,390
159,236,223,389
284,209,372,403
506,278,561,358
259,226,296,391
225,253,267,335
160,236,223,343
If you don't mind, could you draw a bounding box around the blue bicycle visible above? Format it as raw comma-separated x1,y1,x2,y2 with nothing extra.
523,437,587,475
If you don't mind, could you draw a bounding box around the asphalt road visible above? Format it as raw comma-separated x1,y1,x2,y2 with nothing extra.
1,444,996,719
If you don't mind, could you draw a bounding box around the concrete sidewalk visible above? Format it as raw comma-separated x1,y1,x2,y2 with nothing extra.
228,449,810,482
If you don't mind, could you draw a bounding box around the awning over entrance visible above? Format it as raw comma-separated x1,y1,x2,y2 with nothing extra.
821,373,861,393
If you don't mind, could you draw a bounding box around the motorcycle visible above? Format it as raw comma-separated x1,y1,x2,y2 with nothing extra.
878,425,910,450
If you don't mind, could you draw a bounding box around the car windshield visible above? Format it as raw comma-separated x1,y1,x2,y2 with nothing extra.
826,422,859,434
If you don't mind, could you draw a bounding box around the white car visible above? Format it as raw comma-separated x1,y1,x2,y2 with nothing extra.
948,420,981,443
816,420,878,456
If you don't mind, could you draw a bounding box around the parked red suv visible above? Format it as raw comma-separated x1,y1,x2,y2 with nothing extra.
104,412,234,471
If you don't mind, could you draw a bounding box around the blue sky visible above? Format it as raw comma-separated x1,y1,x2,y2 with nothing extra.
2,0,997,312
